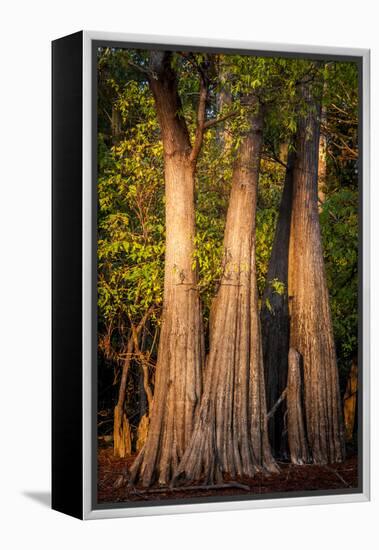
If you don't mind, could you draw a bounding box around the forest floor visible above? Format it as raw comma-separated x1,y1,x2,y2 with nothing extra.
97,446,359,504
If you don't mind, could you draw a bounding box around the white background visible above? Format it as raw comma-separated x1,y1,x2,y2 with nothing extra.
1,1,377,548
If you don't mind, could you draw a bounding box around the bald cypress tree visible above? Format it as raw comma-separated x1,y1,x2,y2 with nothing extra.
260,151,294,457
174,100,277,484
288,77,345,464
130,51,206,486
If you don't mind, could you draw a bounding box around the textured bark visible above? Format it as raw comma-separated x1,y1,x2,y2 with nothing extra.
173,104,277,485
261,152,295,457
216,65,232,150
113,407,132,457
113,336,134,458
343,358,358,442
288,80,345,464
129,52,204,487
136,414,150,452
287,348,310,464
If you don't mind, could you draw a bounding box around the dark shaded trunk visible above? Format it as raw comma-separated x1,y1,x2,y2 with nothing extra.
318,70,330,212
132,325,153,452
111,105,122,144
130,51,204,487
287,348,310,464
343,358,358,443
173,104,277,485
288,80,345,464
260,151,295,457
216,64,232,149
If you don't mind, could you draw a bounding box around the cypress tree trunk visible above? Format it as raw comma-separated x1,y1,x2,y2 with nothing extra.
216,63,232,150
129,52,204,487
260,151,295,457
111,105,122,144
288,80,345,464
318,70,330,212
287,348,310,464
174,103,277,484
343,358,358,442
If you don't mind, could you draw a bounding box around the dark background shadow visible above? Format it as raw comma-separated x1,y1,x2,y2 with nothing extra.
22,491,51,508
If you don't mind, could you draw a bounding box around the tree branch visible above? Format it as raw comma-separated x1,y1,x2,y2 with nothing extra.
261,150,288,169
267,388,287,420
135,306,155,336
131,306,155,412
127,59,152,77
138,482,250,493
203,110,238,130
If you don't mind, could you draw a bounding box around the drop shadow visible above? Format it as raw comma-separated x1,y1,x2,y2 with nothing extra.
22,491,51,508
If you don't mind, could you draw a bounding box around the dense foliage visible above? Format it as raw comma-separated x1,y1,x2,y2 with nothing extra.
97,47,358,439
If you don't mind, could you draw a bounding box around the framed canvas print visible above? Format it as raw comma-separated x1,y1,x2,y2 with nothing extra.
52,31,370,520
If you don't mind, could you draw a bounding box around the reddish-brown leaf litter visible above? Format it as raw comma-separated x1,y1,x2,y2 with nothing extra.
97,446,358,504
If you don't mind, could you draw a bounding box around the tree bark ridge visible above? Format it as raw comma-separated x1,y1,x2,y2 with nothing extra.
288,79,345,464
173,103,277,485
129,51,204,487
